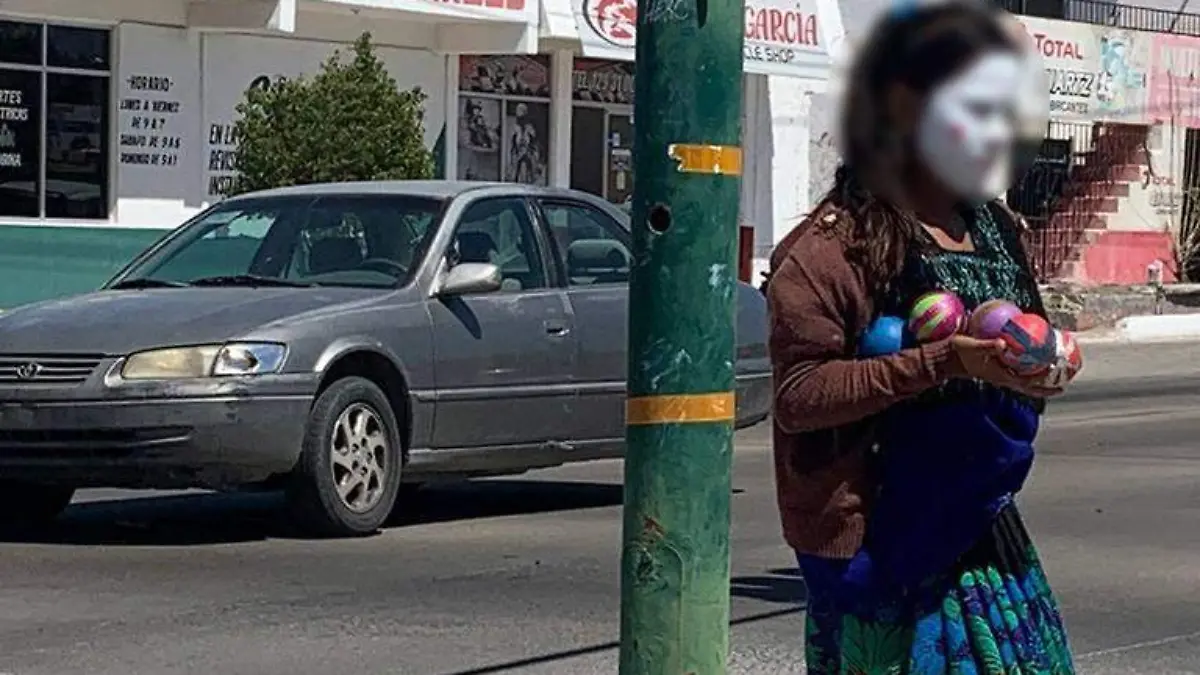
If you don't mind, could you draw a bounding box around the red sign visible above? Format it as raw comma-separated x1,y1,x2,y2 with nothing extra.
745,7,819,47
1028,32,1085,60
425,0,526,11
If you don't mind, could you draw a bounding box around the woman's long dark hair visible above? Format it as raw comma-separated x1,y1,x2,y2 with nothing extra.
825,2,1020,302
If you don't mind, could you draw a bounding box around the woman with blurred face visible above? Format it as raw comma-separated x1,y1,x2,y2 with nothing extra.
765,3,1075,672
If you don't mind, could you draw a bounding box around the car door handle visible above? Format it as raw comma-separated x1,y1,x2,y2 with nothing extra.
544,319,570,337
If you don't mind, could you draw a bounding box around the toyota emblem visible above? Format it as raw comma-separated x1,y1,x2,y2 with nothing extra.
15,362,43,380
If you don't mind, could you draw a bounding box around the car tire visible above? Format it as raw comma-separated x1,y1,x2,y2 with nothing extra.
286,376,404,537
0,482,75,530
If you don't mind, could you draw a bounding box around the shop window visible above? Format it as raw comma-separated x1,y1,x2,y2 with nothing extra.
47,25,110,71
0,21,110,220
457,55,550,186
0,21,42,66
0,70,42,217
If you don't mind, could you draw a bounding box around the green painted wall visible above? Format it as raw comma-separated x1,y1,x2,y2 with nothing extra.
0,224,168,309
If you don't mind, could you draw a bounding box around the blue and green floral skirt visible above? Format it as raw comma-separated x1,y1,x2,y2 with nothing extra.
800,505,1074,674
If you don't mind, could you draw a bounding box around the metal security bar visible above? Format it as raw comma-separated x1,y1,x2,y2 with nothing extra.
992,0,1200,37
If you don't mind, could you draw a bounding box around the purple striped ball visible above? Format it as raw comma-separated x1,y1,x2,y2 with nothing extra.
908,291,967,342
967,299,1023,339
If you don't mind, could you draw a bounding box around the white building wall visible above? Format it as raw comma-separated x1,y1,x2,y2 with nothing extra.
108,24,448,229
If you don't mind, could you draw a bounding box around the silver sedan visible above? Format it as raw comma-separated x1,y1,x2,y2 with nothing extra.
0,181,771,536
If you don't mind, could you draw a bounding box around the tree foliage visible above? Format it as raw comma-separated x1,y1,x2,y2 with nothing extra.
227,32,434,196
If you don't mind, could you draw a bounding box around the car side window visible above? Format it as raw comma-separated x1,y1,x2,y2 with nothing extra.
453,198,546,292
540,201,631,286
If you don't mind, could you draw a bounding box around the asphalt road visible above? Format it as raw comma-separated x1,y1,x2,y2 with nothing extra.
1,342,1198,674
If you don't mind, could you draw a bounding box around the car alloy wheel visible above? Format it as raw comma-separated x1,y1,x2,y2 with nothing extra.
328,402,389,514
286,375,404,537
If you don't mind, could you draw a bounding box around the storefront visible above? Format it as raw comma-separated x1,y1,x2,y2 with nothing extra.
0,0,842,306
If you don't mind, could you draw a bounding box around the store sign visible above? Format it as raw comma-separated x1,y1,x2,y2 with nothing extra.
339,0,537,23
572,0,839,81
572,58,634,104
1017,16,1150,122
1148,32,1200,127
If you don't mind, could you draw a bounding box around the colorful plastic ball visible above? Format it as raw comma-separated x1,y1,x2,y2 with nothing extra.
1041,329,1084,388
908,291,967,342
967,299,1023,340
859,316,907,356
999,313,1057,375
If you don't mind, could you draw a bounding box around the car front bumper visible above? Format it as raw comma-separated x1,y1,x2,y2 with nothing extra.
0,375,316,490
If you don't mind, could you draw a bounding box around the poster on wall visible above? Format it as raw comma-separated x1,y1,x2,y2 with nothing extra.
115,23,201,223
504,100,548,185
1018,16,1150,122
457,96,502,181
460,55,550,97
1148,33,1200,127
201,34,446,202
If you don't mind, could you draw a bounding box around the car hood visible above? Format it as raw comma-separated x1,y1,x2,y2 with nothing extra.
0,287,386,355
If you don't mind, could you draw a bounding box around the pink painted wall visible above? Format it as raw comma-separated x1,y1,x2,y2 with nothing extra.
1147,33,1200,126
1078,230,1177,284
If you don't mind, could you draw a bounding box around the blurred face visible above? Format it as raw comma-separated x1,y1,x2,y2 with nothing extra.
916,50,1022,205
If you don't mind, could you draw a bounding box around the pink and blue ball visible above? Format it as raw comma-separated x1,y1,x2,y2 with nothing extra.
907,291,966,342
967,299,1023,340
999,313,1057,374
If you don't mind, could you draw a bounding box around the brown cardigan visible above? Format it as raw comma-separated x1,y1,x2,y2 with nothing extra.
765,205,960,558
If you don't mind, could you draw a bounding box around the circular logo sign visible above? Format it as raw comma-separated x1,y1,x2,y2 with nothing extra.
583,0,638,48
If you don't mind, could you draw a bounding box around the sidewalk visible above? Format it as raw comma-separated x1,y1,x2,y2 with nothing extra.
1075,312,1200,344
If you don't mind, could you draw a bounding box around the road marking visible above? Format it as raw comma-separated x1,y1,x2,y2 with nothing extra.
1077,629,1200,660
627,392,736,425
667,144,742,175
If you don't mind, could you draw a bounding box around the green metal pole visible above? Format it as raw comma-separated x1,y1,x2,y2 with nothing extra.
618,0,745,669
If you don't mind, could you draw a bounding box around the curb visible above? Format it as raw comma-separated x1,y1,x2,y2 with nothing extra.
1113,313,1200,343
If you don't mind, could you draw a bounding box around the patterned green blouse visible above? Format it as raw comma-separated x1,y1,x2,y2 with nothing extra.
882,202,1045,408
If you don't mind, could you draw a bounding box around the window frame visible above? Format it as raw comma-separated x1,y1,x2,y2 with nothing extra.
0,19,112,221
535,197,632,289
450,195,558,292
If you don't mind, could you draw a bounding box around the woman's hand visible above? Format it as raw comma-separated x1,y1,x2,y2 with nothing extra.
947,335,1064,399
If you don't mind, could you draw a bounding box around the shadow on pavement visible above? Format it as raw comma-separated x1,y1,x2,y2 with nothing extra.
436,604,806,675
730,567,808,605
0,478,626,547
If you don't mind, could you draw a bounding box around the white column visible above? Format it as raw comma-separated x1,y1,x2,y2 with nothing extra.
442,54,459,180
548,49,574,188
752,76,814,286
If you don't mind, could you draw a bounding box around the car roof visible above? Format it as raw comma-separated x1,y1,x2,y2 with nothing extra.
228,180,604,203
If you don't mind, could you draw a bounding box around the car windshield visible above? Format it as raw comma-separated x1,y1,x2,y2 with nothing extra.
111,193,444,289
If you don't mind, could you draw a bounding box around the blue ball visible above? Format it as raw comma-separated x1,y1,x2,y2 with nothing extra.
859,316,906,357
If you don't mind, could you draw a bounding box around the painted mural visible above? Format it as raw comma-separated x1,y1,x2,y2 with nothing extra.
1018,16,1150,123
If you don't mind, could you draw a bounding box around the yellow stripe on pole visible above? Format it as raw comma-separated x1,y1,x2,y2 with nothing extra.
667,144,742,176
626,392,736,425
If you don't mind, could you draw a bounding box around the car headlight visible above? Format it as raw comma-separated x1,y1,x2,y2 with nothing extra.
119,343,287,380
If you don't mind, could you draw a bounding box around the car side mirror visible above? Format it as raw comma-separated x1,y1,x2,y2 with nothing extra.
438,262,502,297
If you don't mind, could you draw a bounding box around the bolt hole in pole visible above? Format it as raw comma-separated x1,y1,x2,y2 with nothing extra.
648,204,673,233
696,0,707,26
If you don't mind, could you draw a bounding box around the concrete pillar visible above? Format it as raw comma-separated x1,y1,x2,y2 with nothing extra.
549,49,574,188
